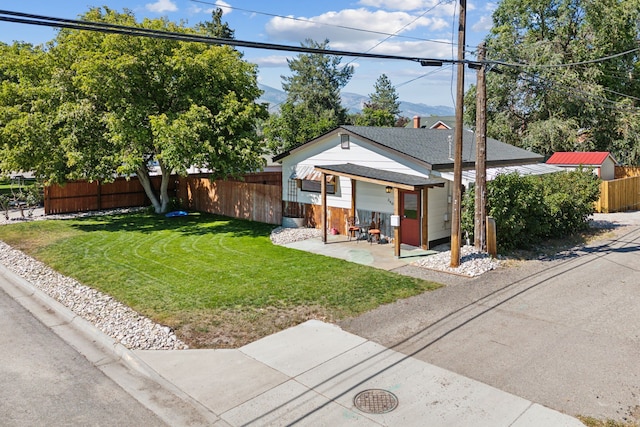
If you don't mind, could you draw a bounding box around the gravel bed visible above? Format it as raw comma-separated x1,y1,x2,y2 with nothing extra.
270,226,322,245
0,207,187,350
412,245,501,277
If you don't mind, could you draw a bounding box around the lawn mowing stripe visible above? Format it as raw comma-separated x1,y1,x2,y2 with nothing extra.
130,232,203,281
87,232,178,289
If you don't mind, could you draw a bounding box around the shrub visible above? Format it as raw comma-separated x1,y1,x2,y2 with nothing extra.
462,169,600,252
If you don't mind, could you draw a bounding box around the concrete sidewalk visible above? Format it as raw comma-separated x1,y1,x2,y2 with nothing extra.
135,320,585,426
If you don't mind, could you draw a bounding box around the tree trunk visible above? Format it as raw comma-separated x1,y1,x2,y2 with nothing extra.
136,168,162,213
158,162,171,213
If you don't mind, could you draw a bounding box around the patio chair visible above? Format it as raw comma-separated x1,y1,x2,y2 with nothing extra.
368,217,381,244
346,217,360,241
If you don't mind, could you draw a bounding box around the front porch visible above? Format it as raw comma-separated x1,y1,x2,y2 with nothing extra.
314,163,446,258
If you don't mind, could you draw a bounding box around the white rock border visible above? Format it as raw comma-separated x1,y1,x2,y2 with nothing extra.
0,208,188,350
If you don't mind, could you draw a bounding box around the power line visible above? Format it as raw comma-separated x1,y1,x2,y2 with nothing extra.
344,0,454,68
0,9,467,66
190,0,460,49
489,46,640,69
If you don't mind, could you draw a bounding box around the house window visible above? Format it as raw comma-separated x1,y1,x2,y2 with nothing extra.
341,134,350,149
300,178,336,194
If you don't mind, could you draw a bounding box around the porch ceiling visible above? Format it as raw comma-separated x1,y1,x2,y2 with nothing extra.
314,163,446,191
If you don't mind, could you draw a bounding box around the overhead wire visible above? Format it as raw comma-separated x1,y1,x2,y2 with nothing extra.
189,0,461,49
0,9,463,65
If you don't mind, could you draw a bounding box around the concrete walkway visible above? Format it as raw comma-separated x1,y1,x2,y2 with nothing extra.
283,234,437,271
0,263,584,426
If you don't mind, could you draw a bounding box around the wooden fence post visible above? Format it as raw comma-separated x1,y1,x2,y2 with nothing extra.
486,216,497,258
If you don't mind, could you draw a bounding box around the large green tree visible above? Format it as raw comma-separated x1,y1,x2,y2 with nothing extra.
354,73,402,127
0,42,69,180
264,39,354,153
0,7,267,213
468,0,640,164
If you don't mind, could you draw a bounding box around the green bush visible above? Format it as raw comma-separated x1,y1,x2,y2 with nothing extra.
462,169,600,252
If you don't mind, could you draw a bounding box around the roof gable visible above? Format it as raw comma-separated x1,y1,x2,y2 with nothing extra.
546,152,613,166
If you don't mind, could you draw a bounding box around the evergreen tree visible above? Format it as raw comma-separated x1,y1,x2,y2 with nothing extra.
265,39,354,153
196,7,235,40
355,74,401,127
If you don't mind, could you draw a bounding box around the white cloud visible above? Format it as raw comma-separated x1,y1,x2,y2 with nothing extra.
265,8,449,48
253,55,291,68
215,0,232,15
358,0,441,12
145,0,178,13
471,15,493,32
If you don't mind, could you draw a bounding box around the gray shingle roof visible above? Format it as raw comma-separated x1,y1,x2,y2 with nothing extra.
315,163,446,188
341,126,543,169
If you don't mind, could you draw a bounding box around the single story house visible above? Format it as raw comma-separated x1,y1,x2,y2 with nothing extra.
273,125,556,253
546,152,617,181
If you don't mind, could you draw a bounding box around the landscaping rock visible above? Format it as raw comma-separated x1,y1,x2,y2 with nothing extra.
0,240,188,350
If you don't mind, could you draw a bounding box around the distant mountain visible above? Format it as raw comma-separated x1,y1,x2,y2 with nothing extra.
398,101,455,118
258,84,454,118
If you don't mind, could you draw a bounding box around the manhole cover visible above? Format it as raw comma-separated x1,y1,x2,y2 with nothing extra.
353,389,398,414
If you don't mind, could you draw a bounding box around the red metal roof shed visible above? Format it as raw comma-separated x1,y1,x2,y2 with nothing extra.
546,152,611,166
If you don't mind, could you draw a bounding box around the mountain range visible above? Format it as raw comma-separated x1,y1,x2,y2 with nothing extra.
258,84,454,118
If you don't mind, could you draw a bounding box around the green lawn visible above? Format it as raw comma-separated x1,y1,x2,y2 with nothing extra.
0,212,441,347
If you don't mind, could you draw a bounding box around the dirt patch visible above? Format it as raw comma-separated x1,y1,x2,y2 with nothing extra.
168,305,336,349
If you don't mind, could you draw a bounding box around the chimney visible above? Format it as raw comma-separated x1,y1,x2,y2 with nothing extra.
413,115,421,129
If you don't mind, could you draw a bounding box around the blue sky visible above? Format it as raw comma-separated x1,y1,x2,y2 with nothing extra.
0,1,495,106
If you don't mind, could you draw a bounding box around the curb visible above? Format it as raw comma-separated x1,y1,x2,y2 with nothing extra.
0,262,220,425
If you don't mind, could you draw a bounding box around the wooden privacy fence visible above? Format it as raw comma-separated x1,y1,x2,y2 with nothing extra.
44,172,283,225
179,176,282,224
596,175,640,213
44,176,175,214
615,166,640,179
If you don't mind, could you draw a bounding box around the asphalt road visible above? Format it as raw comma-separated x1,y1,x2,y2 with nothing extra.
0,284,173,426
340,213,640,423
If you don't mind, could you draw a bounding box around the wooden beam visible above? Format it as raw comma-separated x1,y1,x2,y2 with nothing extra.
313,167,444,191
394,187,401,258
350,178,356,217
421,188,429,250
321,172,327,243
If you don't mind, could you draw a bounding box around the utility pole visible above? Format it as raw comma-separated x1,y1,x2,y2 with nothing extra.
450,0,466,268
474,42,487,251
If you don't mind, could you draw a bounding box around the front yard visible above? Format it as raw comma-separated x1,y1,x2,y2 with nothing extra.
0,211,441,348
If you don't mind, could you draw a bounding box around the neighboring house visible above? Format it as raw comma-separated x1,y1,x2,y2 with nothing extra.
546,152,617,181
274,125,554,253
406,116,456,130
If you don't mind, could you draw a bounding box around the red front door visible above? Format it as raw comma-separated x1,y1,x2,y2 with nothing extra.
400,191,420,247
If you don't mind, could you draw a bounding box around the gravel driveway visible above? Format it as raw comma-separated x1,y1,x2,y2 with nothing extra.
339,211,640,423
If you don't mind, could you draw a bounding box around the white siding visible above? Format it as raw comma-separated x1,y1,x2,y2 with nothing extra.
281,133,435,207
600,156,615,180
427,182,451,242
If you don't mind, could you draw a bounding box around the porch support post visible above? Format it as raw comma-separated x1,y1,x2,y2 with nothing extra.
350,178,356,217
421,188,429,250
321,172,327,243
393,187,401,258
